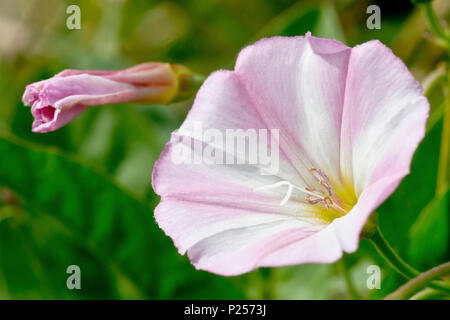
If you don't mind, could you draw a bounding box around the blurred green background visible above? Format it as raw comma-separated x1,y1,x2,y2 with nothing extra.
0,0,449,299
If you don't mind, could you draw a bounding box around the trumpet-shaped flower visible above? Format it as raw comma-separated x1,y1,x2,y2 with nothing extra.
152,33,429,276
23,62,192,133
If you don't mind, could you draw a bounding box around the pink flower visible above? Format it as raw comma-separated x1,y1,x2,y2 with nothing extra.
23,63,192,133
152,33,429,276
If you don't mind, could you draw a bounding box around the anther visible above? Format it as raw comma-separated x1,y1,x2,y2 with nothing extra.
309,168,329,183
324,197,333,208
305,195,323,205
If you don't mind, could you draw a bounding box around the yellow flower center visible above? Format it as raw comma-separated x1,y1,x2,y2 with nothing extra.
254,168,358,224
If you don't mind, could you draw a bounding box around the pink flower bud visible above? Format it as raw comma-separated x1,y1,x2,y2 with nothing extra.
23,63,193,133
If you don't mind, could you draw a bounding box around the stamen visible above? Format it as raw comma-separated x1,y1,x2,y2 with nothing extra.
309,168,329,183
324,197,333,208
309,168,333,194
305,195,323,205
309,167,345,208
254,168,350,216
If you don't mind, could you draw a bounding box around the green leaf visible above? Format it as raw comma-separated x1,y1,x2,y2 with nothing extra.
372,117,445,294
377,118,443,251
0,133,243,299
314,1,346,42
408,189,449,269
252,0,320,40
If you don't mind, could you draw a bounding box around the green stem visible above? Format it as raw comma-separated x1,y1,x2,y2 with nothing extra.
423,66,447,98
409,287,447,300
421,3,450,47
369,227,450,294
339,257,360,300
384,262,450,300
436,66,450,195
423,65,447,133
370,228,417,279
174,72,205,102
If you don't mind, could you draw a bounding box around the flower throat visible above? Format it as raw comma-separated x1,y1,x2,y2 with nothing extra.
254,168,351,217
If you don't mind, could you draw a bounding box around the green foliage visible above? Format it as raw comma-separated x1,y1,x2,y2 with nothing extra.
0,134,243,299
408,189,449,270
0,0,448,300
377,119,442,253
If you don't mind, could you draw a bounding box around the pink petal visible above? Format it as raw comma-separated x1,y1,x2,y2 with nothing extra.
56,63,176,85
235,35,351,185
260,171,408,269
340,40,429,196
188,219,320,276
153,70,330,273
153,38,351,274
153,36,429,276
31,104,86,133
27,74,159,133
24,62,186,133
